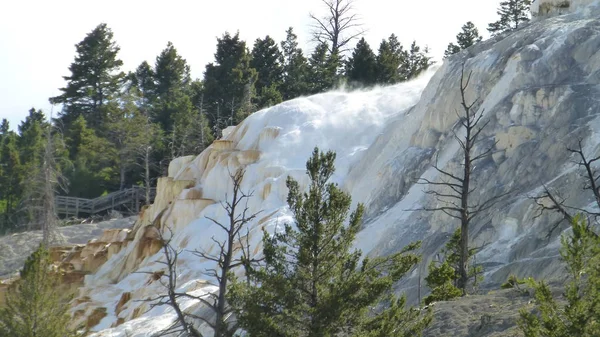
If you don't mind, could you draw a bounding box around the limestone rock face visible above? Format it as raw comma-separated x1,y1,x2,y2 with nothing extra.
353,2,600,300
531,0,598,18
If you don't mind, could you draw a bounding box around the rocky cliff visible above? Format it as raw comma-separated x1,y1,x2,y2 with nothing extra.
73,1,600,335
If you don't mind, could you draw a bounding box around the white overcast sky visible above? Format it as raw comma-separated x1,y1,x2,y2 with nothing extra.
0,0,503,130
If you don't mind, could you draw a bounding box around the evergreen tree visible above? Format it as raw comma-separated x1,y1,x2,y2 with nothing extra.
424,229,481,304
280,27,310,100
444,21,483,58
375,34,405,85
488,0,531,36
65,115,115,198
203,32,257,129
307,42,339,94
103,94,150,190
0,132,22,231
169,92,214,158
0,245,76,337
151,42,192,131
50,23,125,129
0,119,9,137
251,36,284,108
130,61,156,111
345,37,378,86
399,41,433,81
230,148,431,337
519,215,600,336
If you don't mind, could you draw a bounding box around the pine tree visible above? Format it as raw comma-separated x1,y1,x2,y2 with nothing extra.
230,147,431,337
50,23,125,129
519,215,600,336
251,36,284,108
308,42,340,94
399,41,433,81
203,32,258,129
424,229,480,304
375,34,405,85
130,61,156,111
0,245,76,337
488,0,531,36
170,92,214,158
65,115,115,198
0,132,22,232
280,27,310,100
444,21,483,58
103,94,150,190
345,37,378,86
151,42,192,131
0,119,9,137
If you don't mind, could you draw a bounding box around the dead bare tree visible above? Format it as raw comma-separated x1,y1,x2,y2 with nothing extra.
191,168,262,337
20,113,69,247
309,0,365,55
143,225,204,337
532,140,600,238
142,168,262,337
416,65,506,295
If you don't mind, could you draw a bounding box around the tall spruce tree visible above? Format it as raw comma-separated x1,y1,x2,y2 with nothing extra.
131,61,156,111
0,131,22,232
0,119,9,137
151,42,192,131
280,27,310,100
444,21,483,58
251,36,284,108
488,0,531,36
50,23,125,129
0,245,76,337
65,115,115,198
203,32,258,129
230,148,431,337
103,94,150,190
399,41,433,81
307,42,340,94
345,37,378,86
375,34,405,85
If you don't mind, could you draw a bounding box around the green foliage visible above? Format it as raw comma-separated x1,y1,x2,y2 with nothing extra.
424,228,482,304
50,23,125,129
0,131,22,231
251,35,284,108
346,37,378,87
0,245,77,337
399,41,434,81
375,34,405,85
488,0,531,36
308,42,340,94
65,115,115,197
501,274,528,289
444,21,483,58
280,27,310,100
151,42,192,131
203,32,258,128
423,261,462,304
169,92,214,158
230,147,431,337
519,215,600,336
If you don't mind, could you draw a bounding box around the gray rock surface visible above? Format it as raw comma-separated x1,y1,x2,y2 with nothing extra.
348,4,600,302
0,217,136,278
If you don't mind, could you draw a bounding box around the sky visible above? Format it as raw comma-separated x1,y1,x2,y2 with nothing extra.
0,0,503,130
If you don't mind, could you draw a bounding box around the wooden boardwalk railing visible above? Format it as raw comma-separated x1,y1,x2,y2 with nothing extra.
55,186,156,218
